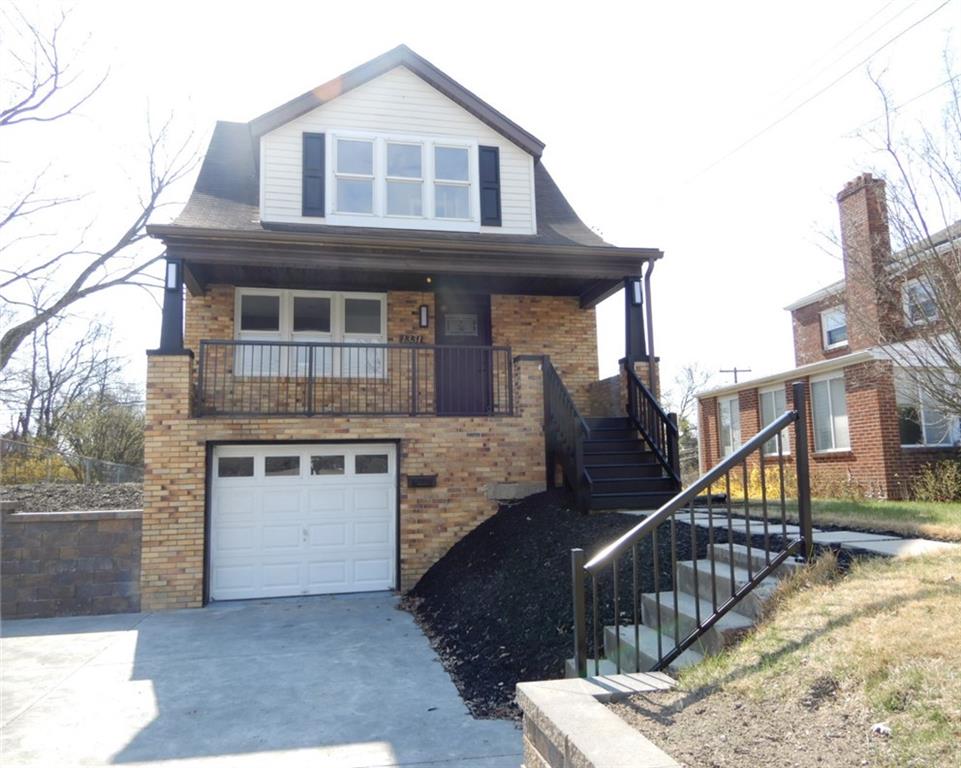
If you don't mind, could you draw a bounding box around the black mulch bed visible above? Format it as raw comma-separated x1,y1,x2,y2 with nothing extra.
401,489,793,720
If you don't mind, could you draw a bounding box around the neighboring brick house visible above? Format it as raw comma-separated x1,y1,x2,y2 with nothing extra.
697,173,960,499
143,46,679,611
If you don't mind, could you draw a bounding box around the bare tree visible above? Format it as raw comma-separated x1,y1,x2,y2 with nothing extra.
851,61,961,419
0,5,197,372
0,314,123,440
664,364,715,483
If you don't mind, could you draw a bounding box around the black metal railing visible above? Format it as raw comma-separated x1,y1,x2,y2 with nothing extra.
543,358,592,512
196,340,513,417
625,366,680,484
570,381,813,677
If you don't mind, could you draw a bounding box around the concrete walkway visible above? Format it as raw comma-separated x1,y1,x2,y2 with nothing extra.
675,510,959,558
0,594,521,767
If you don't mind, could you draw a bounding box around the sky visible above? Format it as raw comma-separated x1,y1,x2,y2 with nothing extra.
2,0,959,408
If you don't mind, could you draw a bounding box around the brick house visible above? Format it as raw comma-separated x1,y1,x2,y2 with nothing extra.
143,46,680,611
697,173,960,499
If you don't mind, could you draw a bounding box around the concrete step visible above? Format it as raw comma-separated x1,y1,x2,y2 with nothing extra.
564,656,621,679
675,560,780,620
602,624,705,674
640,590,754,653
709,542,802,575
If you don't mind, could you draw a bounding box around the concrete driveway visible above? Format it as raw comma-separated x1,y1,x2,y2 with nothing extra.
1,594,521,767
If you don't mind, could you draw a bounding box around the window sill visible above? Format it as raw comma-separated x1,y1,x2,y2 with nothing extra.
822,343,848,352
813,449,854,457
901,443,960,450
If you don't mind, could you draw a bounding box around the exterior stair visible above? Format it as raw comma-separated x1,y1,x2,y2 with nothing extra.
566,540,799,677
583,417,680,510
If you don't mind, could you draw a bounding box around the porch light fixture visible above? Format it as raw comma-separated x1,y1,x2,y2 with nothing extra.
419,304,429,328
165,260,179,290
630,278,642,306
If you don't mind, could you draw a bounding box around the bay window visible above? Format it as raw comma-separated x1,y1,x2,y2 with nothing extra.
810,374,850,451
718,395,741,458
759,386,790,456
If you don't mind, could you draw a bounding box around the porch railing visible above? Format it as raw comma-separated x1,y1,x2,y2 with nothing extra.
625,366,680,484
571,381,813,677
543,358,592,512
196,339,513,417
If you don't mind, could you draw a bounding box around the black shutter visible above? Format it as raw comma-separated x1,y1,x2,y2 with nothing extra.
478,145,501,226
302,132,325,217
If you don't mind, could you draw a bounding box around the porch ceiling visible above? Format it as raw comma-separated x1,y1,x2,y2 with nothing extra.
152,225,661,307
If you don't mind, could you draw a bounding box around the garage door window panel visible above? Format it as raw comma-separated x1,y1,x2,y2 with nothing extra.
311,455,345,475
265,456,301,477
356,453,389,474
218,456,254,478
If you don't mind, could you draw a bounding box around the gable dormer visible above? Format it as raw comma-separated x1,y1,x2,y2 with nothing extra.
251,46,542,235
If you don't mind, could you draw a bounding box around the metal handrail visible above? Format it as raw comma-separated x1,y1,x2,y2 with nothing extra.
199,339,512,352
543,358,592,512
585,409,797,571
624,366,680,483
570,381,814,677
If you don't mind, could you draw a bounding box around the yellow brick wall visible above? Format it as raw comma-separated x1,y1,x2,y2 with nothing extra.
491,295,598,411
142,353,547,611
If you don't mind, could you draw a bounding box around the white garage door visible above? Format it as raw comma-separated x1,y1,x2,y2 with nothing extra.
210,443,396,600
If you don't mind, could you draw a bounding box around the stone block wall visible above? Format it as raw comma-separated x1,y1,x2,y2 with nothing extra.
1,509,142,619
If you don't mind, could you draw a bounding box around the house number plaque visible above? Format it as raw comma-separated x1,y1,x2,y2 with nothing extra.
399,334,425,344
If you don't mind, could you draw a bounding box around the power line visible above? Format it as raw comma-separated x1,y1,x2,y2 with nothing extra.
688,0,957,181
846,73,961,134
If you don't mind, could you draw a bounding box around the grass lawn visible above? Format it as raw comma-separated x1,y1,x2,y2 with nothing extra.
740,497,961,542
611,549,961,767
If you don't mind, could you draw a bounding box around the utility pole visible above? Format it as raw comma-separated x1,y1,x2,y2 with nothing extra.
720,366,752,384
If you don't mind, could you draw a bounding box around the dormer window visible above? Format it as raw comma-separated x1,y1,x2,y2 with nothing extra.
821,307,847,350
298,130,499,232
903,278,937,325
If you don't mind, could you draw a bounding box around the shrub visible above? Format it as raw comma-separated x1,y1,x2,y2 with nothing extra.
911,459,961,502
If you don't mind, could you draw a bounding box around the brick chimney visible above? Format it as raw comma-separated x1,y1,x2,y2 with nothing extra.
837,173,892,350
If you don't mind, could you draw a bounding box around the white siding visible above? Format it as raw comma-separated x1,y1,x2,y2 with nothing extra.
260,66,536,235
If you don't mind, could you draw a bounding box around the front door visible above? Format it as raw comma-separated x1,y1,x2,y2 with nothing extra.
435,294,493,415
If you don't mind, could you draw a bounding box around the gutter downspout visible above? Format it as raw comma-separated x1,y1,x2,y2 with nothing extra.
644,259,656,395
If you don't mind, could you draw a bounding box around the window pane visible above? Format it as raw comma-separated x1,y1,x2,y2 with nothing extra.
434,146,469,180
826,325,847,345
345,298,382,335
311,455,345,475
829,377,850,449
387,143,421,177
921,390,951,444
240,294,280,331
265,456,300,476
356,454,389,474
337,139,373,175
293,296,331,333
337,178,373,213
811,380,833,451
218,456,254,477
387,181,423,216
719,404,732,456
435,184,470,219
899,405,923,445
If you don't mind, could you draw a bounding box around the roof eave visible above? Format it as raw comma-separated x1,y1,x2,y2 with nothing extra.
248,44,545,158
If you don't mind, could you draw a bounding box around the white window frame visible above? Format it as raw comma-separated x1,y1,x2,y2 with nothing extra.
718,395,741,458
895,370,961,448
902,277,938,326
810,373,850,453
324,131,479,231
759,386,790,456
384,141,424,218
235,288,386,377
333,137,376,216
820,306,848,350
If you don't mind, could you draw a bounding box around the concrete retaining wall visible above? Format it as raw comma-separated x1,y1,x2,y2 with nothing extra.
1,508,142,619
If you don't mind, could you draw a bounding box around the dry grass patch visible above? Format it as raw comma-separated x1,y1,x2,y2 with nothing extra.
674,549,961,766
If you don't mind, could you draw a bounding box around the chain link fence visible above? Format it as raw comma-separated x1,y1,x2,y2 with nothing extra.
0,438,144,484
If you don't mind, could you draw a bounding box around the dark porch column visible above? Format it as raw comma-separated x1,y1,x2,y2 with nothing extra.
623,275,646,362
157,258,185,353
